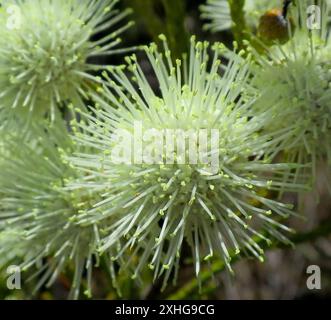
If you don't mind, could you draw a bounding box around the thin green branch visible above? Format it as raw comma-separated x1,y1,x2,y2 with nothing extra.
228,0,249,48
161,0,189,58
167,218,331,300
228,0,266,54
125,0,189,59
125,0,164,42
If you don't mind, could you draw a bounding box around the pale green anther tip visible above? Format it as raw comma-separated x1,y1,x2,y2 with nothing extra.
259,256,265,263
195,43,203,53
117,64,127,71
131,274,137,280
163,264,170,270
204,254,213,261
126,7,134,14
266,210,272,215
103,3,112,11
148,264,154,270
158,34,167,41
124,56,131,64
235,249,240,255
84,290,92,298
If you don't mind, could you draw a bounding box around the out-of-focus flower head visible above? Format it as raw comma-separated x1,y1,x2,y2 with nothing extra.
0,122,125,298
248,0,331,191
0,0,133,125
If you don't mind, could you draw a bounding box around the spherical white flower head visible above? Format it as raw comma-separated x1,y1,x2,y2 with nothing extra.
0,0,133,124
0,123,123,299
200,0,280,32
69,36,306,287
250,1,331,189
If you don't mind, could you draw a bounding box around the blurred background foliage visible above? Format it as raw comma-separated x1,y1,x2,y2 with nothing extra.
0,0,330,300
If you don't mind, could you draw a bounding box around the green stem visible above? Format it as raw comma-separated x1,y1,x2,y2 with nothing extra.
125,0,164,42
125,0,189,58
167,218,331,300
162,0,189,58
228,0,248,48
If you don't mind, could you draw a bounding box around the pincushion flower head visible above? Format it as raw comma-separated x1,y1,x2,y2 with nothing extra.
200,0,280,33
249,0,331,190
0,123,124,299
0,0,133,124
68,36,306,288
